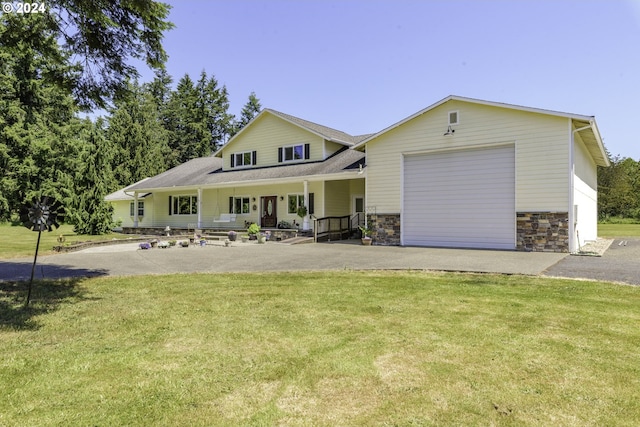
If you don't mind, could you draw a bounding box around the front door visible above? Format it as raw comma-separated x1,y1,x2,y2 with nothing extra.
261,196,277,228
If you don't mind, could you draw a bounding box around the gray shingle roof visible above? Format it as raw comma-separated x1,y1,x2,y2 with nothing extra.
127,149,365,192
265,109,367,145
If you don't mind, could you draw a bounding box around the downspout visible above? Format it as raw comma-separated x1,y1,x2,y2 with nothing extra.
197,188,203,229
570,122,594,252
133,192,139,228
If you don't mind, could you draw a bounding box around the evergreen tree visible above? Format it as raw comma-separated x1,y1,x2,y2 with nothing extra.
69,119,117,234
164,72,234,165
0,13,80,221
0,0,173,111
107,82,170,186
230,92,262,137
195,71,234,151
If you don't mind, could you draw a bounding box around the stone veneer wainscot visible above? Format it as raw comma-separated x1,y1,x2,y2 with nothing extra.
367,214,401,246
516,212,569,252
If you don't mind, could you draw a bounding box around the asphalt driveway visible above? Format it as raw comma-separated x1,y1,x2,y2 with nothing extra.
0,239,637,286
1,240,566,282
543,238,640,285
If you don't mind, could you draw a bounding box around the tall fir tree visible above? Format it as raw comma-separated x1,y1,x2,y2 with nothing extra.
0,13,80,221
163,72,234,166
69,119,118,234
107,82,170,186
230,92,262,137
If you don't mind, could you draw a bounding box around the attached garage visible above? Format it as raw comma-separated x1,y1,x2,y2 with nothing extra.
402,145,515,249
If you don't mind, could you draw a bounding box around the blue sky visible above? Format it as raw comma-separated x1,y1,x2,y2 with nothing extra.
140,0,640,160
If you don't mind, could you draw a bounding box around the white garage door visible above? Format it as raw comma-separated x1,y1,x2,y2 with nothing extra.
403,145,515,249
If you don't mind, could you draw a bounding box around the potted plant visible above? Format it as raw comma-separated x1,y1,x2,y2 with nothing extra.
297,205,309,230
241,234,249,243
359,225,373,245
180,240,189,247
228,230,237,241
247,223,260,240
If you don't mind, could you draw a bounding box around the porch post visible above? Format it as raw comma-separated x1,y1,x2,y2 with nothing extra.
303,180,310,230
133,192,139,228
197,188,203,229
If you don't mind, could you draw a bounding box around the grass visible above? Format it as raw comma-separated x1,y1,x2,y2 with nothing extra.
1,271,639,426
0,223,128,259
598,223,640,238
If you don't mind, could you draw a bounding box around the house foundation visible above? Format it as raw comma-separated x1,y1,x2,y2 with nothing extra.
516,212,569,253
367,214,401,246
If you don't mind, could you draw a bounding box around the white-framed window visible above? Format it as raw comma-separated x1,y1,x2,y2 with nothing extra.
448,110,459,125
231,151,256,168
232,196,251,214
279,143,310,163
169,195,198,215
129,201,144,217
288,193,314,214
288,194,305,214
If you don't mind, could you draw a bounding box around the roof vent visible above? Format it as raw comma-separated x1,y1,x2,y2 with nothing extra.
448,110,459,126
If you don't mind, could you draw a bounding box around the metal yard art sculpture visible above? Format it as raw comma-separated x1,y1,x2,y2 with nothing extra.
19,196,64,307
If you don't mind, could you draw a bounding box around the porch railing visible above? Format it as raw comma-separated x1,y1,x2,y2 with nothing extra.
314,213,364,242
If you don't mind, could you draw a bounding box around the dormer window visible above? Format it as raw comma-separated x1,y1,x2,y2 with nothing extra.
231,151,256,168
279,143,310,163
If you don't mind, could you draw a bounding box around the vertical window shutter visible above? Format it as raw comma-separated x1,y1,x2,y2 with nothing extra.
309,193,314,215
304,143,310,160
230,154,235,168
252,151,257,165
278,147,283,163
168,196,172,215
229,197,234,213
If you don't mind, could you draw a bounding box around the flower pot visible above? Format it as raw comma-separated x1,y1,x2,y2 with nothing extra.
361,237,372,246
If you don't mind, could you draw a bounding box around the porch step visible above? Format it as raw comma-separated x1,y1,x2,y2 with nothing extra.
279,236,314,245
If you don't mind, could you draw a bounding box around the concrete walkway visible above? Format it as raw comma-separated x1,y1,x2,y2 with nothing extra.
0,240,568,282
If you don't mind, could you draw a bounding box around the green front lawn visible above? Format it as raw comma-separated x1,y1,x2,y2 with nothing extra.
1,272,638,426
0,223,128,259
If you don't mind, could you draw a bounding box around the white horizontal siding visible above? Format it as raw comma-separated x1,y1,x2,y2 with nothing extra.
574,133,598,243
148,182,326,228
222,113,324,169
366,100,569,213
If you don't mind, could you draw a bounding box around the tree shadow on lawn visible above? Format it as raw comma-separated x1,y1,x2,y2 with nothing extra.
0,262,108,330
0,259,108,282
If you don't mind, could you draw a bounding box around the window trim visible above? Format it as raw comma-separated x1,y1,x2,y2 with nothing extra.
231,150,256,168
231,196,251,215
287,193,314,215
287,194,305,214
279,143,310,163
169,195,198,216
129,201,144,217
